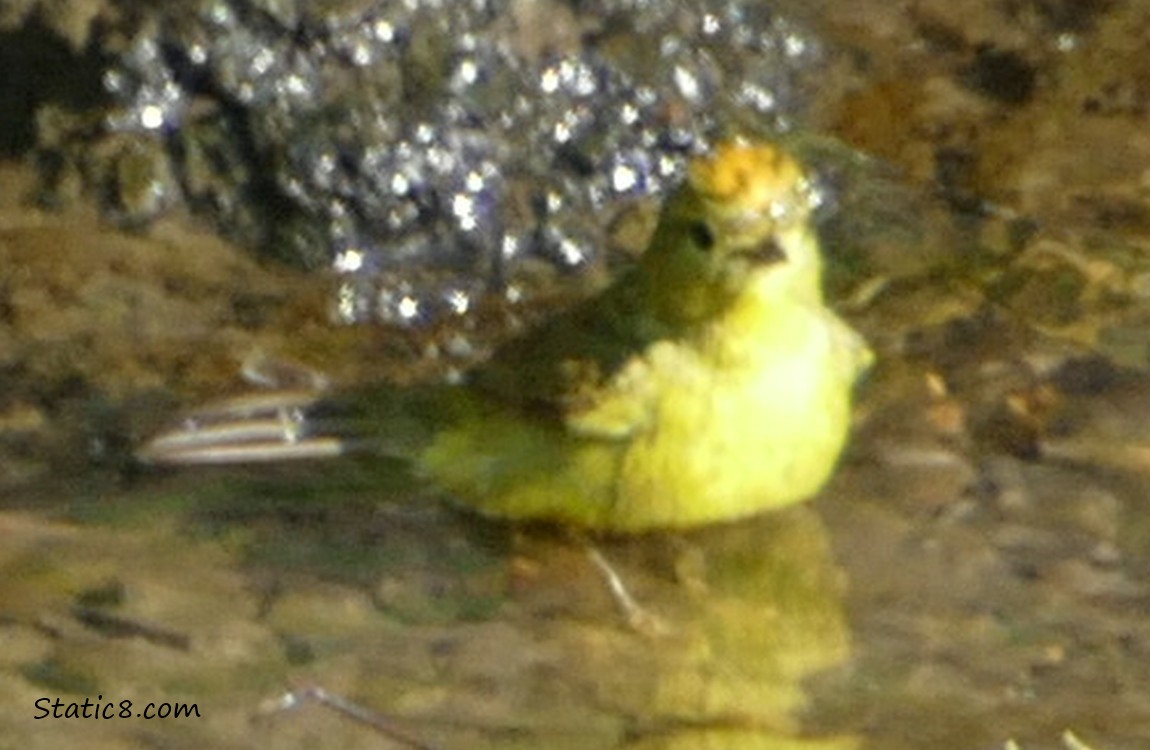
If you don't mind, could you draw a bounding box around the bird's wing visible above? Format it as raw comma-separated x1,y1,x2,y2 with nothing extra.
467,268,676,440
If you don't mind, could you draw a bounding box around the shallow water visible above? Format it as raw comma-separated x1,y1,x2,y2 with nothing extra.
5,364,1150,750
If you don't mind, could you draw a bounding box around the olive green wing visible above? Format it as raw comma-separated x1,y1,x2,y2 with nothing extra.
466,268,676,440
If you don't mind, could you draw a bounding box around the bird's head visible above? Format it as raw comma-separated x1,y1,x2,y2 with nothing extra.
644,141,824,325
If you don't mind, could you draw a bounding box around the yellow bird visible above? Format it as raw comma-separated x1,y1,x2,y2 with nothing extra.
140,141,872,532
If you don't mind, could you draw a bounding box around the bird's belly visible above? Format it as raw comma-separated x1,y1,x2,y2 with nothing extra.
610,356,851,530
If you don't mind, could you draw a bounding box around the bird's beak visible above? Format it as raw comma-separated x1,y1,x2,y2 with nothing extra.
748,237,786,265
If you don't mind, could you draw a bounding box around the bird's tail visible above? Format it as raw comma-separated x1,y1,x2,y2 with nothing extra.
136,385,446,466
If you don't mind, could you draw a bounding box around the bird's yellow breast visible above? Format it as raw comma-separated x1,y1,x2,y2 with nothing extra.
610,276,864,529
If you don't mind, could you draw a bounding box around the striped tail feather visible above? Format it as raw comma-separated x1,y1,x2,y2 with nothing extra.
136,389,378,465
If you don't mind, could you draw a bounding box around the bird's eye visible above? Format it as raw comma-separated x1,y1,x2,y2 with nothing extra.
687,220,716,251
